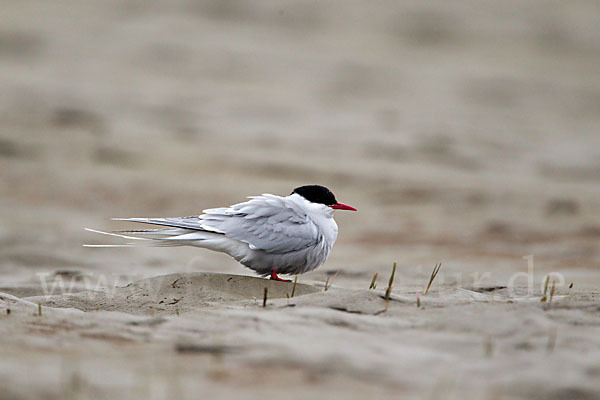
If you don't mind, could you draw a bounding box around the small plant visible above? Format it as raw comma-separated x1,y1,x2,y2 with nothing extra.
416,292,421,308
540,275,550,302
369,272,378,290
263,287,268,307
423,262,442,295
324,271,339,292
549,280,556,303
384,262,397,303
291,275,298,298
38,302,42,317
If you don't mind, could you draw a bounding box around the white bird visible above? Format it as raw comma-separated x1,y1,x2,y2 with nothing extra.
85,185,356,281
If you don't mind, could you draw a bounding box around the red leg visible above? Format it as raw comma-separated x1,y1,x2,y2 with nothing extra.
270,270,292,282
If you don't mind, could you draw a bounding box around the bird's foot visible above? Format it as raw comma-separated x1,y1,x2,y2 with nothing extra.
270,270,292,282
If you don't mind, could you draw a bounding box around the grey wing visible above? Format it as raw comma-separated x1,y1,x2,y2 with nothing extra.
200,194,319,254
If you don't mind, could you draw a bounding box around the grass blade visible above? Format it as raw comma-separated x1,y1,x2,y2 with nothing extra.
291,275,298,298
423,262,442,295
262,287,268,307
384,262,397,303
541,275,550,302
324,271,339,292
549,280,556,303
369,272,378,290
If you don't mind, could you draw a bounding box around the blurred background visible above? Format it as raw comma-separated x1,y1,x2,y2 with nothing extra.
2,0,600,288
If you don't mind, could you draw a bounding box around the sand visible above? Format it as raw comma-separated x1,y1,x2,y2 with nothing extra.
1,272,600,400
1,0,600,399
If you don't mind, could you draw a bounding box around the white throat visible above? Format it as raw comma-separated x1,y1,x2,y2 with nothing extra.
287,193,338,247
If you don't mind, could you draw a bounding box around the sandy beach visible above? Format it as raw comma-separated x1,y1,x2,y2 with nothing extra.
1,1,600,399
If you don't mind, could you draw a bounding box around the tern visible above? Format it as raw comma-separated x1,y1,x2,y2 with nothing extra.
85,185,356,281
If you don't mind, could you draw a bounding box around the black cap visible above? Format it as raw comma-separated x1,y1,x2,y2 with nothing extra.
291,185,337,206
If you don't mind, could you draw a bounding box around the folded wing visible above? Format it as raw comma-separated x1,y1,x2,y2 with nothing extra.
200,194,319,254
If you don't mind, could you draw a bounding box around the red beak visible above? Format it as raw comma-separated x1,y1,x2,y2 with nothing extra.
330,202,357,211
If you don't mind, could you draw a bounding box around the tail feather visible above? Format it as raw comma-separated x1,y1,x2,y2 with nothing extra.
83,244,142,248
83,227,223,248
112,228,191,238
83,228,155,248
84,228,152,241
110,217,223,233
